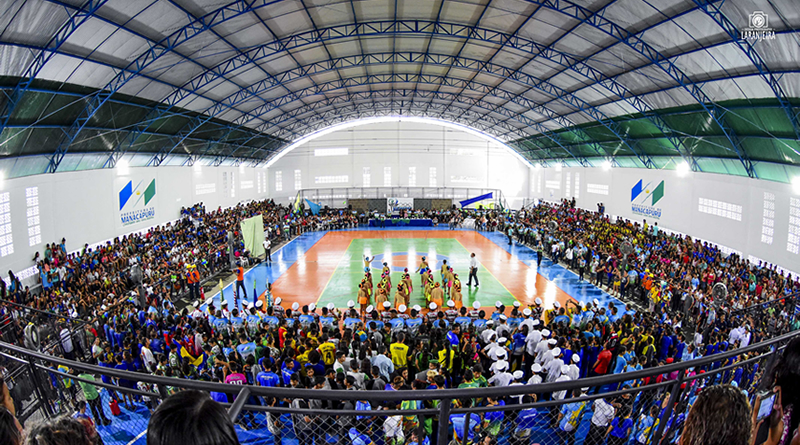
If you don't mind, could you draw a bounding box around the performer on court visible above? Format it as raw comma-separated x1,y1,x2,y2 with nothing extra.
451,273,463,309
424,274,435,303
358,281,369,316
393,283,407,310
430,282,444,309
375,278,388,308
402,269,414,293
415,256,430,286
444,266,455,297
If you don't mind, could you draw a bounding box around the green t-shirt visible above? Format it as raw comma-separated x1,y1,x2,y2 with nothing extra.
77,374,99,400
473,375,488,388
458,380,480,389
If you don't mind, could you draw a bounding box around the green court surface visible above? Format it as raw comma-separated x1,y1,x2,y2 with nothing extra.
316,238,517,309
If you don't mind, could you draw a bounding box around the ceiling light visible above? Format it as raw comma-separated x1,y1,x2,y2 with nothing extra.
555,164,563,172
602,160,612,171
792,176,800,194
676,160,690,177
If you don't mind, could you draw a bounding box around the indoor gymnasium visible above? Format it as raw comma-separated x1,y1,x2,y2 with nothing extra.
0,1,798,445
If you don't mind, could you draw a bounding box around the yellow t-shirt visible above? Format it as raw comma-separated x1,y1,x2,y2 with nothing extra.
319,342,336,366
390,342,409,367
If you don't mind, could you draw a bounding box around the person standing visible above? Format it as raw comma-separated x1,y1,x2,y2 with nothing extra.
233,261,247,308
75,369,110,426
468,253,479,288
263,237,272,263
187,265,200,302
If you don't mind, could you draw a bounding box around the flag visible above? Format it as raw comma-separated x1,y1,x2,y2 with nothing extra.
305,199,321,215
293,194,301,213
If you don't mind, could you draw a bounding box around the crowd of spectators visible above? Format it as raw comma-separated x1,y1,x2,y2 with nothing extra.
0,198,798,445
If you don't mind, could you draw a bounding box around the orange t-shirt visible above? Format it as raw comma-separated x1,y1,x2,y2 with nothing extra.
236,267,244,281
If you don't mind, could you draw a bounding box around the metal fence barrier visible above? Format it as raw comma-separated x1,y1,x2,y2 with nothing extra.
0,326,797,445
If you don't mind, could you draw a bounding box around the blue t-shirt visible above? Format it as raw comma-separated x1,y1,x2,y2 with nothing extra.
559,401,586,432
256,371,280,387
450,414,481,440
609,417,633,438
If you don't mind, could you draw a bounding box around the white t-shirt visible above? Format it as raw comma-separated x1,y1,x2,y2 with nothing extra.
263,239,271,250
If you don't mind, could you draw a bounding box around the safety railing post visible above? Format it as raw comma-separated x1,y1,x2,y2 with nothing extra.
438,398,451,445
28,357,54,418
652,370,685,445
227,387,251,421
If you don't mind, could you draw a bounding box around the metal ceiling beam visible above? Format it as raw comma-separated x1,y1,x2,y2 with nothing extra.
163,53,635,161
0,0,108,140
242,70,643,167
522,0,756,177
693,0,800,145
45,0,281,173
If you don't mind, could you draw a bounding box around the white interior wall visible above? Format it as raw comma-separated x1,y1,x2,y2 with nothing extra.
267,121,532,208
530,166,800,276
0,165,270,285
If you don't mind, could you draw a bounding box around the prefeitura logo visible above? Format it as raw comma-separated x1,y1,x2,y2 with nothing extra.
630,179,664,219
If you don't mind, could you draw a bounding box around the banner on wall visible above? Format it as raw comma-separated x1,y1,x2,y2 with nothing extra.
240,214,265,258
387,197,413,213
117,176,157,227
630,179,665,219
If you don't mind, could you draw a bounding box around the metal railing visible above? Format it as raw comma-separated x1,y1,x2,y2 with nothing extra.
1,325,797,445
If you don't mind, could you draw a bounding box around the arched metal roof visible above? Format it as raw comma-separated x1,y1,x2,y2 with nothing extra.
0,0,798,180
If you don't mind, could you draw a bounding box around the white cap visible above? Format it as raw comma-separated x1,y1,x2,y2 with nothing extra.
542,329,551,337
309,303,316,311
413,305,421,312
327,303,335,310
275,297,282,305
486,320,494,326
553,301,561,309
383,301,391,308
533,319,541,326
193,301,199,308
513,370,524,380
473,301,481,309
531,363,542,372
552,347,562,356
398,305,407,312
513,301,520,308
292,302,300,311
247,302,254,310
495,301,502,308
347,300,355,308
221,300,228,306
535,298,542,305
561,365,571,374
447,300,455,307
495,360,508,371
548,339,557,345
429,302,437,310
499,314,507,321
498,337,507,344
523,308,532,316
572,355,580,363
256,300,264,308
366,305,374,313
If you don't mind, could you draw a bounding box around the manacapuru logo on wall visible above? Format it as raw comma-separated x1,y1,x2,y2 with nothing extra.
631,179,664,219
119,179,156,226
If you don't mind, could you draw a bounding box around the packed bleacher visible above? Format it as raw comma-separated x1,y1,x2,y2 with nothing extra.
0,198,798,445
